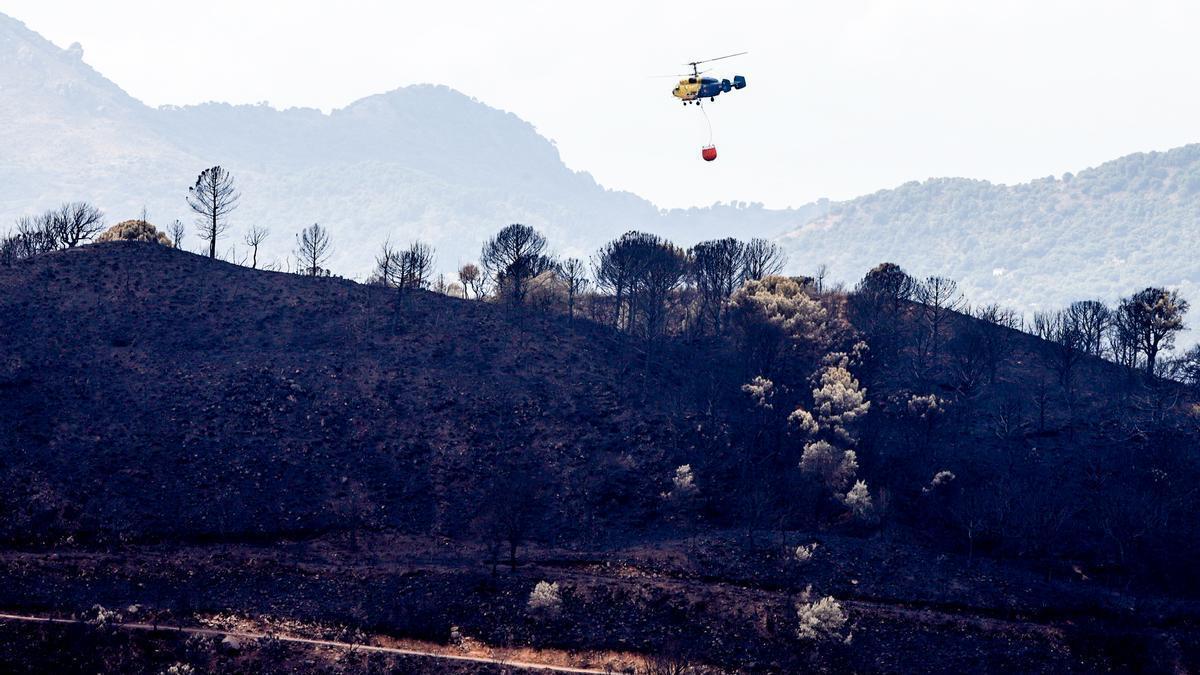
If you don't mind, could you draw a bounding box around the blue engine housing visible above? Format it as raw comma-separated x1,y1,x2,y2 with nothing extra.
696,75,746,99
696,76,722,98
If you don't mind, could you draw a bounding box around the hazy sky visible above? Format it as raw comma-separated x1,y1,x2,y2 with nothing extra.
7,0,1200,209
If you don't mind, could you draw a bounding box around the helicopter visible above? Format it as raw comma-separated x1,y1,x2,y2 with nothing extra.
671,52,747,104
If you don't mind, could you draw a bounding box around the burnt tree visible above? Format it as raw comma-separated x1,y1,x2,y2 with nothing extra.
187,165,240,259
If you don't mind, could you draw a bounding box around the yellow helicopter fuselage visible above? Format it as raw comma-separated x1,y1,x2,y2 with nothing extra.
672,78,703,101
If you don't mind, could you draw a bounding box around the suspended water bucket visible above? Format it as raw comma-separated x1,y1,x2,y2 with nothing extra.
701,145,718,162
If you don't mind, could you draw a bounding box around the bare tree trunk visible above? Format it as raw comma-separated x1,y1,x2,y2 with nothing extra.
209,211,217,259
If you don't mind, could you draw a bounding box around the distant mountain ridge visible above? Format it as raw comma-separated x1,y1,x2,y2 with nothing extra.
777,146,1200,328
0,11,817,277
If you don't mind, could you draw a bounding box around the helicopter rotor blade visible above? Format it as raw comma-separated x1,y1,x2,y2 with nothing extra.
653,70,710,79
685,51,748,67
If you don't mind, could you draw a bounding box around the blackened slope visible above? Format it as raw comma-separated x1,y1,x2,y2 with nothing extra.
0,242,712,544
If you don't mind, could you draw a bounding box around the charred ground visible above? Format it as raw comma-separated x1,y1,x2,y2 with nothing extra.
1,242,1199,672
0,241,726,547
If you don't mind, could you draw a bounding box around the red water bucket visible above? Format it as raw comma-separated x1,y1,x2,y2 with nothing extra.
701,145,717,162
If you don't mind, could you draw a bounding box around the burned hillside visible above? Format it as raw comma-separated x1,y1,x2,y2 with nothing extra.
1,239,1199,672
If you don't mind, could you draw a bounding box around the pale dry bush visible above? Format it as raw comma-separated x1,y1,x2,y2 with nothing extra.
794,542,819,563
796,588,848,642
923,470,956,493
742,375,776,409
798,362,869,494
527,580,562,616
527,269,566,310
670,464,699,498
800,440,858,490
820,341,870,369
812,366,870,438
95,219,174,246
85,604,122,627
907,393,945,419
841,480,874,519
729,275,829,343
787,407,819,435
